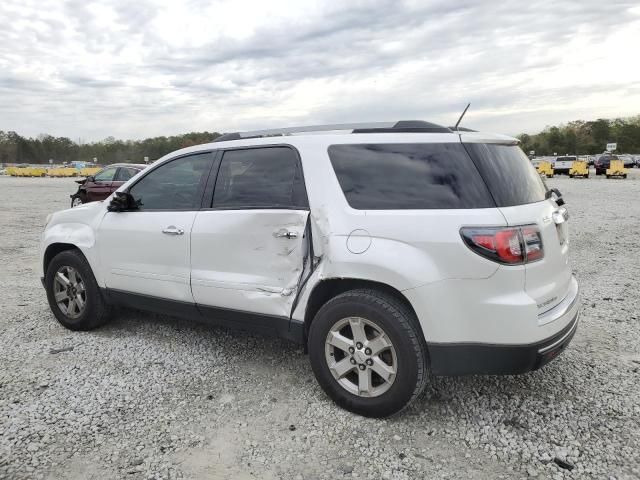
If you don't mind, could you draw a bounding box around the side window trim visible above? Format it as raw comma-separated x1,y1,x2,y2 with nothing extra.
123,151,217,212
200,150,223,210
205,144,309,211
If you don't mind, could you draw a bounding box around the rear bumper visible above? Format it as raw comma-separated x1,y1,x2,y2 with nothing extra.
427,309,579,375
404,273,580,376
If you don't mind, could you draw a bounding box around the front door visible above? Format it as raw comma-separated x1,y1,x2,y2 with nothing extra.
191,146,310,320
97,152,214,303
86,166,118,201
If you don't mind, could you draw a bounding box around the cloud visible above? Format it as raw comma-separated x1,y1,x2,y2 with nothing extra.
0,0,638,141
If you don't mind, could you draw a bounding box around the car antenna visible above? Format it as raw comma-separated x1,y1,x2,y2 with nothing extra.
453,103,471,130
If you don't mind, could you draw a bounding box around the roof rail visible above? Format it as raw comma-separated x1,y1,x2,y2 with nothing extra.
213,120,452,142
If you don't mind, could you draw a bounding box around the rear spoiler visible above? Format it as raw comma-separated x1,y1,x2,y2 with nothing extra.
459,132,520,145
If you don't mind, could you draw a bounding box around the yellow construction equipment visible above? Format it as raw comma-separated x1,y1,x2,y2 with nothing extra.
79,167,101,177
569,160,589,178
48,167,79,177
6,167,18,176
537,161,554,178
606,160,627,179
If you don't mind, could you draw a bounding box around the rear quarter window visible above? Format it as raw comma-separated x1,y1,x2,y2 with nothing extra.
328,143,495,210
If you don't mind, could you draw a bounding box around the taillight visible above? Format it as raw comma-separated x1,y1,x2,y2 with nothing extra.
460,226,544,265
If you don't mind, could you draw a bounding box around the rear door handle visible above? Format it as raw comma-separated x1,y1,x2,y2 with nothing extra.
162,226,184,235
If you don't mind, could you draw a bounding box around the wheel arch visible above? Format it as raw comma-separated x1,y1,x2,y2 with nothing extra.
302,278,424,346
43,243,82,276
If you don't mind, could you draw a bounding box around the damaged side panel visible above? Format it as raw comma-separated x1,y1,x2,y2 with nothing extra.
190,209,309,318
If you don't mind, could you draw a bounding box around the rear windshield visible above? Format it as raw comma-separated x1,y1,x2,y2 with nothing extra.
328,143,494,210
556,157,576,162
464,143,547,207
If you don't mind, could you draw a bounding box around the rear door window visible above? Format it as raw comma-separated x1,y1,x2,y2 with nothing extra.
114,167,139,182
464,143,547,207
328,143,494,210
212,147,308,209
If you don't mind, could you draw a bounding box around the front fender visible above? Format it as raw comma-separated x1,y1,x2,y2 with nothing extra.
41,223,103,287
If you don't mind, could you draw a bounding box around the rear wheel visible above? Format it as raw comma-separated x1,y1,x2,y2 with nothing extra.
45,250,111,330
308,289,428,418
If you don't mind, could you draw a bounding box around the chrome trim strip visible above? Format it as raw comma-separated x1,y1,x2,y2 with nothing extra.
538,276,579,325
538,313,579,354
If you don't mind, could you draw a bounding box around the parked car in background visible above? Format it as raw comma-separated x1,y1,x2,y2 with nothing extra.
71,164,146,207
42,120,578,417
554,156,577,175
594,155,617,176
619,155,635,169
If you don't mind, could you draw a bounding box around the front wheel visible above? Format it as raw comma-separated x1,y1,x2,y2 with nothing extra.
71,193,86,208
308,289,428,418
45,250,111,330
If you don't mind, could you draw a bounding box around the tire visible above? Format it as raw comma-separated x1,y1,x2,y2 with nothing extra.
606,175,611,179
45,250,111,331
569,174,573,178
71,193,86,208
308,289,428,418
623,174,627,179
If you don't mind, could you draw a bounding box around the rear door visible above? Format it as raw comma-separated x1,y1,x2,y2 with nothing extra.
463,141,572,316
191,146,309,321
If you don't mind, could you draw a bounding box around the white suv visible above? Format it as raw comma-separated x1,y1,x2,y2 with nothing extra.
41,121,579,417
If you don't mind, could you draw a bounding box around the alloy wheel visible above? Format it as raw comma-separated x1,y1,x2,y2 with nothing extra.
53,266,87,319
324,317,397,397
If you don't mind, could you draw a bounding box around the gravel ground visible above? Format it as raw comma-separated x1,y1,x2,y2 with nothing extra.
1,171,639,480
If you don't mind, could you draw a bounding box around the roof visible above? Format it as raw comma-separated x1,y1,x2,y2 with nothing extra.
150,121,521,165
108,163,147,169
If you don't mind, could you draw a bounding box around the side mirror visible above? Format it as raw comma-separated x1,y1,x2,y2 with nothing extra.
107,192,142,212
86,176,95,182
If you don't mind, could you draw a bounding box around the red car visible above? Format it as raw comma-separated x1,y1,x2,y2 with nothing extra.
70,164,147,207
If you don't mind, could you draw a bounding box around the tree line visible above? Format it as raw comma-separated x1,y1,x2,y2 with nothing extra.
2,115,639,165
0,131,221,165
517,116,640,156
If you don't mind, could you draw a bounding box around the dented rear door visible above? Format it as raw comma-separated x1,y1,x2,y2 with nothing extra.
190,145,310,320
190,209,309,317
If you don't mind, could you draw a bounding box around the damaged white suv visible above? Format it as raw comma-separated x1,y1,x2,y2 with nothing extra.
41,121,579,417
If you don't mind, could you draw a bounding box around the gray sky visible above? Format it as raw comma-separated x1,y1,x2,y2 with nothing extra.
1,0,639,141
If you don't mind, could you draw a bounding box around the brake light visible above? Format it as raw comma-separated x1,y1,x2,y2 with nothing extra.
460,226,544,265
521,227,543,261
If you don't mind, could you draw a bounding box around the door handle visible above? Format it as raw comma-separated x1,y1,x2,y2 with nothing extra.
274,229,298,239
162,226,184,235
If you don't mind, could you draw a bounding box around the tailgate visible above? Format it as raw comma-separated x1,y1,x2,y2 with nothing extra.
498,199,572,315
